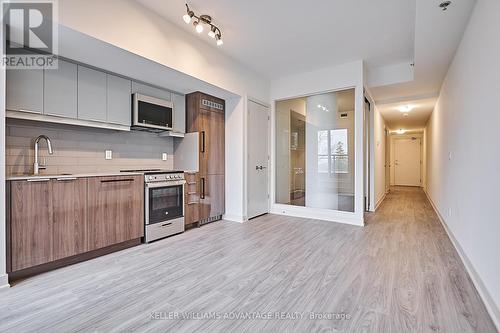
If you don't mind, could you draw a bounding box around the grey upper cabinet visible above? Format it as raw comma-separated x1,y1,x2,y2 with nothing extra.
6,68,44,114
132,81,171,101
107,74,132,126
44,60,78,118
172,93,186,133
78,66,107,122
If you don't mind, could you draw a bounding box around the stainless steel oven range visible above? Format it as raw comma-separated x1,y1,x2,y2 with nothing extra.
126,170,186,243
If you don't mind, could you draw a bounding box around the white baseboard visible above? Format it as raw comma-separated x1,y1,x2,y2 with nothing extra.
375,193,386,211
222,214,247,223
0,274,10,290
425,191,500,331
270,204,364,227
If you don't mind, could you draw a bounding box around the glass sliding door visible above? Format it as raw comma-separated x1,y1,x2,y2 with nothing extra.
275,89,355,212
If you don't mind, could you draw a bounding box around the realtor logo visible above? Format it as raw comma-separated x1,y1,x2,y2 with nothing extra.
2,0,58,69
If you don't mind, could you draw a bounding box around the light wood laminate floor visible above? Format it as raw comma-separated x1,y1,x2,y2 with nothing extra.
0,187,496,332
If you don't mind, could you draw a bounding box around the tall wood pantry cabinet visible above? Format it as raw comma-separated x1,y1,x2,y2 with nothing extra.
185,92,225,225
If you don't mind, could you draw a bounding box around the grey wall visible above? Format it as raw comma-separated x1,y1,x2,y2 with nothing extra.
6,119,174,176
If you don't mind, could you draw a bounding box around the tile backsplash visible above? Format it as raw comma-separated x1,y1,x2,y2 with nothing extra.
6,119,174,176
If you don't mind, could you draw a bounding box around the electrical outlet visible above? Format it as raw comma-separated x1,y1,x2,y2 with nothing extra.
448,208,452,217
448,152,452,160
162,153,168,161
105,150,112,160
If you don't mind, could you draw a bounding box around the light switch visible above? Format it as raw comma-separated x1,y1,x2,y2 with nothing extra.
162,153,168,161
105,150,113,160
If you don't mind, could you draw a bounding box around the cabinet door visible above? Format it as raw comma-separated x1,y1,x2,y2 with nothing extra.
172,93,186,133
52,178,87,260
200,109,225,175
6,68,44,114
10,180,53,271
184,172,199,225
107,74,132,126
199,174,225,220
77,65,107,122
44,60,78,118
132,81,171,101
87,176,144,251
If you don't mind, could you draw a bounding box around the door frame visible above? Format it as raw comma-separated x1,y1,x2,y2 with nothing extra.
245,97,271,221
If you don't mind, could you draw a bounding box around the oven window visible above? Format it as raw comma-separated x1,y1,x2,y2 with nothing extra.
148,185,183,224
138,100,173,128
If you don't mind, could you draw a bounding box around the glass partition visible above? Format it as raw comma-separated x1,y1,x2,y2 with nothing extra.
275,89,355,212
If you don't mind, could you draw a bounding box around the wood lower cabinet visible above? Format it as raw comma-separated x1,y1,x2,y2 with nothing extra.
184,172,200,226
9,180,53,271
87,176,144,251
52,178,88,260
8,175,144,276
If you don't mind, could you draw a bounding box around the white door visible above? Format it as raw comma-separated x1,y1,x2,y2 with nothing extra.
394,138,421,186
247,100,270,219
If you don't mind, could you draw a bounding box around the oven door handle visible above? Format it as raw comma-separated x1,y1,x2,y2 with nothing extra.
146,180,186,188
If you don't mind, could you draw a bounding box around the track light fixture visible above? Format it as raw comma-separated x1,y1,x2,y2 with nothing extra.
183,4,223,46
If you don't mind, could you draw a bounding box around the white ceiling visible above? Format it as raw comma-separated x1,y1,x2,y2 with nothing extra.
135,0,416,78
377,98,435,131
135,0,476,131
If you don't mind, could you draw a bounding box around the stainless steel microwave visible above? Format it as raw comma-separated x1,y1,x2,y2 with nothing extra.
132,93,173,131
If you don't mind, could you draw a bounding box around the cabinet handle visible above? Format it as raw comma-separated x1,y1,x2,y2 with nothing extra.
27,178,50,182
19,109,40,114
201,131,206,153
56,177,77,181
160,222,172,227
187,191,197,195
187,182,197,185
187,202,198,205
100,178,134,183
200,177,205,199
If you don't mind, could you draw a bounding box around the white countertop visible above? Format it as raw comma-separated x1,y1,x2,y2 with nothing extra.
6,171,144,181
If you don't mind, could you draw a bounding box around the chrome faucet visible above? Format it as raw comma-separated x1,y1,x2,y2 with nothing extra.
34,135,54,175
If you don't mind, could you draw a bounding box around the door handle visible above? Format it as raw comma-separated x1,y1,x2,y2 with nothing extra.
256,166,268,170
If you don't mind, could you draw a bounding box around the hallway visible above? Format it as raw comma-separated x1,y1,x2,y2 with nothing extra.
0,188,496,332
365,187,496,332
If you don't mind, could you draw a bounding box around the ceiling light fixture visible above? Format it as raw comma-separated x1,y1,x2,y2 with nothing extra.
396,129,406,134
183,4,223,46
398,105,415,113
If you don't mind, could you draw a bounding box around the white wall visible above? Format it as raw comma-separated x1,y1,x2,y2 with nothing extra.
270,61,365,225
425,0,500,326
373,106,386,209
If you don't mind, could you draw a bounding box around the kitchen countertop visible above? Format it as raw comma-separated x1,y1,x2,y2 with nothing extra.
6,171,144,181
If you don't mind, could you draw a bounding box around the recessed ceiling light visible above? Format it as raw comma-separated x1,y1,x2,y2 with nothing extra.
398,105,415,113
439,1,451,11
396,129,406,134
